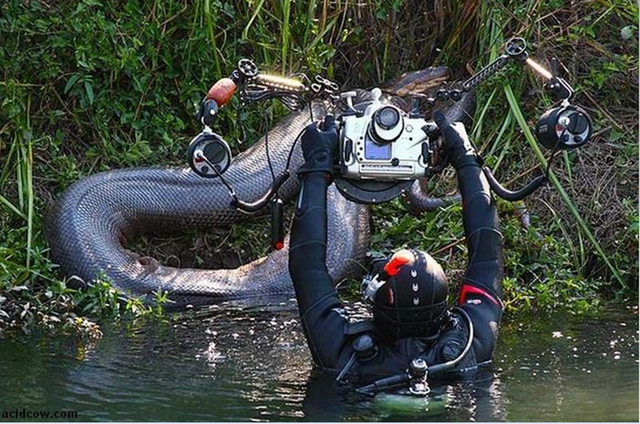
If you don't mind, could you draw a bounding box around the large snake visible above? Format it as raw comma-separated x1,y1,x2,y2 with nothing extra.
45,67,474,309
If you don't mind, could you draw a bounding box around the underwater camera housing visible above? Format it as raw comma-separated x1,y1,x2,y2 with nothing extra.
333,88,446,204
338,88,436,181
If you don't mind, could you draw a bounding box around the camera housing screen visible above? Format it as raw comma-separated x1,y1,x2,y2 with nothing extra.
364,135,392,160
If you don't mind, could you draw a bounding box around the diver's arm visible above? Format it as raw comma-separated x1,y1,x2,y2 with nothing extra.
289,172,350,369
289,171,339,313
433,111,504,363
457,165,503,300
288,120,351,369
456,163,504,363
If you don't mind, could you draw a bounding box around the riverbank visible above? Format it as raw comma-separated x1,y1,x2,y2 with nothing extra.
0,1,637,336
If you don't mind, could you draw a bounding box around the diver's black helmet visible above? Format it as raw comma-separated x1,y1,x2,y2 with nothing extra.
362,249,449,342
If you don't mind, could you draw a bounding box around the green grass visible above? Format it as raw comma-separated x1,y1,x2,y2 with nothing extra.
0,0,637,336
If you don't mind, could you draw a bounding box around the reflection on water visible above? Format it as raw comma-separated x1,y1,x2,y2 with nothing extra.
0,301,637,422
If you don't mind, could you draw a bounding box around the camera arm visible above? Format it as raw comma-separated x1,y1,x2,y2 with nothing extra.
424,38,590,202
189,60,340,250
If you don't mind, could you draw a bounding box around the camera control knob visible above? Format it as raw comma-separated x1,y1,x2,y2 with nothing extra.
340,91,358,111
370,87,383,103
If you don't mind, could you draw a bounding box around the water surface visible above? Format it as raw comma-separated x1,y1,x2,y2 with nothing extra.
0,302,637,421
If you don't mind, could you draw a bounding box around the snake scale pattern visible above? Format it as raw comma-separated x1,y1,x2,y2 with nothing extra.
45,68,474,308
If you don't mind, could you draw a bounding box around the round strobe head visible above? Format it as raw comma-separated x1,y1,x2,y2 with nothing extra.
187,132,232,178
535,105,592,150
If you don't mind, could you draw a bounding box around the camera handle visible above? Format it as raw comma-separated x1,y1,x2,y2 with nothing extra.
481,165,547,202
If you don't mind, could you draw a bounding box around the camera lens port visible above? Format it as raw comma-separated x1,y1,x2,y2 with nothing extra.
375,106,400,130
370,106,404,144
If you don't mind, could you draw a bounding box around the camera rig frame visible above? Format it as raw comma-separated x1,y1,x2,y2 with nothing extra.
187,37,592,248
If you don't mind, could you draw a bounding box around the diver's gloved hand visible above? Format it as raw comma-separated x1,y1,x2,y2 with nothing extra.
433,110,479,170
297,115,339,177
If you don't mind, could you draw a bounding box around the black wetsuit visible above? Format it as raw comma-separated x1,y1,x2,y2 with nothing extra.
289,165,503,382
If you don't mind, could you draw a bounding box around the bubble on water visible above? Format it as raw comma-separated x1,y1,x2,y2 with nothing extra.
614,355,621,360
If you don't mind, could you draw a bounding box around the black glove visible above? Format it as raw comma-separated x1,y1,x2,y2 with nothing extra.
297,115,338,177
433,110,479,170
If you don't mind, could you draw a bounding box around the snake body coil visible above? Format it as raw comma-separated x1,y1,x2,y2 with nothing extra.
46,68,473,308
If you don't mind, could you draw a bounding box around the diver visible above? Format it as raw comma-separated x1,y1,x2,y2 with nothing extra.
288,110,504,393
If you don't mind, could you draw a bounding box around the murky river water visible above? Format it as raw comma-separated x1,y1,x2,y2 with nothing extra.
0,302,637,421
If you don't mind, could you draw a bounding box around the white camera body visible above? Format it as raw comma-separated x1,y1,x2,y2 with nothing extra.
339,88,434,181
